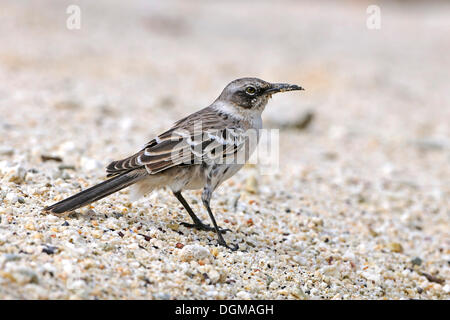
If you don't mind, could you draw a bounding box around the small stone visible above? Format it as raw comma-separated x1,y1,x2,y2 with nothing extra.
387,242,403,253
175,243,184,249
80,157,102,172
292,286,309,300
58,164,76,171
266,274,274,286
67,279,86,290
245,175,258,194
41,155,63,162
443,284,450,293
1,163,27,183
211,247,219,257
140,234,151,241
411,257,422,266
61,171,71,180
179,244,211,262
0,146,14,156
102,244,115,252
343,250,356,261
289,110,315,130
362,269,381,282
5,192,18,204
414,139,446,151
91,230,102,239
236,291,252,299
168,223,179,231
420,272,445,284
25,221,36,231
14,268,39,284
208,270,221,284
153,292,170,300
42,245,57,255
2,254,21,263
293,255,307,265
54,100,80,110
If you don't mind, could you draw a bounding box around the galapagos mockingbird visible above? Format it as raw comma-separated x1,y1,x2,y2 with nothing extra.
44,78,304,250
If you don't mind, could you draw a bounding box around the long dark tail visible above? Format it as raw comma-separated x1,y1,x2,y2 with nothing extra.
44,170,145,214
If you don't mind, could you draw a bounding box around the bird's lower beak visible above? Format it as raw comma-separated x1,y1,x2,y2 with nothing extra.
265,83,304,94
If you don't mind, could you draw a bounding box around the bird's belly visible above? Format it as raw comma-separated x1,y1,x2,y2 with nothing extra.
179,165,206,191
183,174,206,190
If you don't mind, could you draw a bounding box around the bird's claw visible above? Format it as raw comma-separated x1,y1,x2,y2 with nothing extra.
218,239,239,251
180,222,231,234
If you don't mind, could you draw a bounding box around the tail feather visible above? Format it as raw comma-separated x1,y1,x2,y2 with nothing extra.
44,170,146,214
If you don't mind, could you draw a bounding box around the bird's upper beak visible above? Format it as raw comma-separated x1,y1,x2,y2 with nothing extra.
264,83,304,94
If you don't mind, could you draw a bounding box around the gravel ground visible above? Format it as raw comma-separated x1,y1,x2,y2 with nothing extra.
0,1,449,299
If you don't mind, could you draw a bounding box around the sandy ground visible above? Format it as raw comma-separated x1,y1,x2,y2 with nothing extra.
0,0,449,299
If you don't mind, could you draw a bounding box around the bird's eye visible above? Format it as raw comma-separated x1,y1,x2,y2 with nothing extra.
245,86,256,95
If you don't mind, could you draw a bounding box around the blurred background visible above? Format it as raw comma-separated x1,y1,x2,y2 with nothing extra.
0,0,448,224
1,0,449,170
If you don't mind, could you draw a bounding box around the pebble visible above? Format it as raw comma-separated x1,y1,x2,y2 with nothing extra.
443,284,450,294
361,270,381,283
0,162,27,183
13,268,39,285
208,269,221,284
2,254,21,263
42,245,58,255
293,255,308,266
67,279,86,291
80,157,103,172
387,242,404,253
5,192,19,204
179,245,212,262
25,221,37,231
236,291,252,299
0,146,14,156
411,257,422,266
245,175,258,194
154,292,171,300
58,141,77,155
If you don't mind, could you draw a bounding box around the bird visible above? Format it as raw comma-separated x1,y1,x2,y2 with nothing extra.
44,77,304,250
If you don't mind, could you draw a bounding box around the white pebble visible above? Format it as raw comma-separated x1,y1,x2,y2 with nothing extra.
179,245,212,262
0,146,14,156
236,291,252,299
5,192,18,204
293,255,308,265
80,157,103,172
0,162,27,183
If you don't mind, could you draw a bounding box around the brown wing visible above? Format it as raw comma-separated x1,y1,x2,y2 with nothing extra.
105,107,243,177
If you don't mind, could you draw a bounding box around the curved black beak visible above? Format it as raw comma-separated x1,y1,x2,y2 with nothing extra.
265,83,304,94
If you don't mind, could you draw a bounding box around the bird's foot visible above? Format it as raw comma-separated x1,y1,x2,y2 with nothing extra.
180,222,231,234
217,238,239,251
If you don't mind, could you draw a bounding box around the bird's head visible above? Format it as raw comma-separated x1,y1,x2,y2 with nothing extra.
216,77,304,113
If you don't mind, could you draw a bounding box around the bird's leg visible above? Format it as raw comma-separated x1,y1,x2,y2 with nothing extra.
173,191,230,234
201,188,238,251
